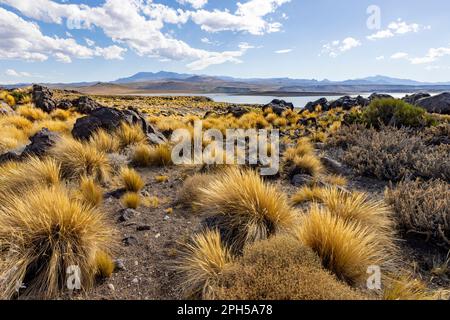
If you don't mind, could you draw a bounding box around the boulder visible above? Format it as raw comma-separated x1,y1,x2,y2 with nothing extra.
263,99,294,116
291,174,313,187
72,107,166,144
415,92,450,115
402,92,431,105
22,128,59,157
303,98,329,112
32,84,56,113
329,96,359,110
227,105,250,118
56,99,73,110
368,93,393,102
72,96,102,114
320,156,347,175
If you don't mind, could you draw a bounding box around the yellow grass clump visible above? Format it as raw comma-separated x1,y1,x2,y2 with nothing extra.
17,105,48,121
115,123,147,148
291,154,325,177
94,250,115,278
121,192,141,209
78,175,104,207
89,129,120,153
50,109,72,121
291,186,326,205
0,185,115,299
120,167,145,192
177,173,214,209
49,136,111,183
383,276,437,300
131,143,172,167
322,174,348,186
211,235,365,300
295,205,388,285
177,230,233,299
0,157,60,197
319,187,394,236
195,168,298,251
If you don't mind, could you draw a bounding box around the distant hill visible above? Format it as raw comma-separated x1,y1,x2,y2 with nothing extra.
3,71,450,94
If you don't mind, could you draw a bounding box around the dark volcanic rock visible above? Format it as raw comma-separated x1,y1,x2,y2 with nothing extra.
415,92,450,114
368,93,394,102
304,98,329,112
291,174,313,187
118,208,140,222
329,96,358,110
122,236,138,246
72,106,166,143
263,99,294,116
72,96,102,114
227,105,250,118
0,151,21,164
402,92,431,105
56,99,73,110
22,128,59,157
32,84,56,113
320,156,347,175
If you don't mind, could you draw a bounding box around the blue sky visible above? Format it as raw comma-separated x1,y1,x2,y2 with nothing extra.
1,0,450,84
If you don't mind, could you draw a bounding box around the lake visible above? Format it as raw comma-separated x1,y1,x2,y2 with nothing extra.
133,92,409,109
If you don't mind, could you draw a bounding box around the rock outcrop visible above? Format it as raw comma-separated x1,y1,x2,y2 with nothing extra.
72,96,103,114
32,85,56,113
72,107,166,144
402,92,431,105
415,92,450,115
22,128,59,157
263,99,294,116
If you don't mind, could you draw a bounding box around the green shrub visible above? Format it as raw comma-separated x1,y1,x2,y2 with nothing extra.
363,98,429,128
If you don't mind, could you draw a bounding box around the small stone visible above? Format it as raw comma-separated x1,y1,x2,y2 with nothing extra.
136,225,151,231
114,259,126,271
118,208,139,222
155,233,161,239
134,261,139,266
164,215,170,221
107,284,115,291
132,278,139,284
291,174,313,187
122,236,138,246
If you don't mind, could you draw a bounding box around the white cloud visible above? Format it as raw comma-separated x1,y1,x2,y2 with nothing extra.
322,37,361,57
201,37,212,44
275,49,292,54
367,19,430,41
375,55,385,61
390,52,409,60
187,42,253,70
0,0,267,70
190,0,290,35
0,6,126,63
409,46,450,64
177,0,208,9
5,69,31,77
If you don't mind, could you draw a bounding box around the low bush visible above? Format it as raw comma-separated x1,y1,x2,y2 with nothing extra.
385,179,450,248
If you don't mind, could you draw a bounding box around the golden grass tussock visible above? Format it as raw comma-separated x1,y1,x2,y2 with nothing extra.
212,235,365,300
295,205,388,285
16,105,48,121
89,129,120,153
121,192,141,209
0,157,61,198
291,154,325,177
0,115,33,132
319,187,394,238
176,173,214,209
94,250,115,278
30,119,73,136
50,109,72,121
195,167,298,251
49,136,111,183
120,167,145,192
322,174,348,186
383,276,437,300
78,175,104,207
115,123,147,148
131,143,172,167
0,185,115,299
176,230,234,299
291,186,326,205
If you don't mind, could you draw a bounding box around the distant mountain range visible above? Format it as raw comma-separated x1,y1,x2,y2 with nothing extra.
3,72,450,95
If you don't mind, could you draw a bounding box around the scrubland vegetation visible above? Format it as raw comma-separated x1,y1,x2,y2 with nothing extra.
0,88,449,300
